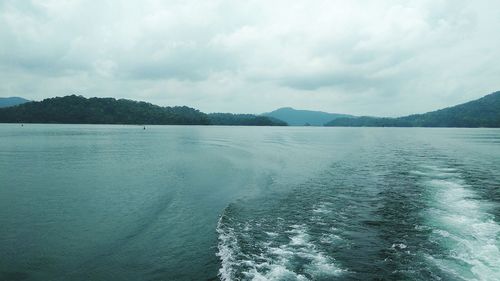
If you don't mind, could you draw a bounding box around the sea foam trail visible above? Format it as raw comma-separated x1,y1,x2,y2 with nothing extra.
216,205,343,281
251,224,342,280
418,166,500,281
216,213,240,281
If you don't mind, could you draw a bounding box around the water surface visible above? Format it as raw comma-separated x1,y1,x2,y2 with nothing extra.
0,125,499,280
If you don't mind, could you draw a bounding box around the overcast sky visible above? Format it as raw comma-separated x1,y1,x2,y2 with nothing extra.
1,0,499,116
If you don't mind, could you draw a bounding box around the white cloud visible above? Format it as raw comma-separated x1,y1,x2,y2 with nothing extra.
0,0,499,116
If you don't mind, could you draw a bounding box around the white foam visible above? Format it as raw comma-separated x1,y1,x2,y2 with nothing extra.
228,224,344,280
418,165,500,280
247,264,309,281
419,165,457,172
287,227,310,246
320,233,342,244
312,203,332,214
216,215,240,281
265,231,279,237
391,243,407,250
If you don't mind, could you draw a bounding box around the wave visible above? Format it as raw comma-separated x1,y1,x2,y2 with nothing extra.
416,165,500,280
216,211,240,281
216,203,344,281
216,158,500,281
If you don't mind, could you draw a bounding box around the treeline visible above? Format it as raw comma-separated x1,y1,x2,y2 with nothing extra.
208,113,287,126
0,95,287,126
325,91,500,127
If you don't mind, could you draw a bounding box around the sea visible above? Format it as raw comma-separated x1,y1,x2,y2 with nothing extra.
0,124,499,281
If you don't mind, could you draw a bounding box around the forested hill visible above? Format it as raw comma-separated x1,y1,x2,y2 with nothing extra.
0,95,286,126
208,113,287,126
263,107,351,126
325,91,500,127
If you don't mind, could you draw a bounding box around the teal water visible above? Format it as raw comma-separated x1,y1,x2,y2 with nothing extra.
0,125,499,281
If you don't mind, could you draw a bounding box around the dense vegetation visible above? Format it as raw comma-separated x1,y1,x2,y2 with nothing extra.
263,107,351,126
209,113,287,126
325,91,500,127
0,95,286,126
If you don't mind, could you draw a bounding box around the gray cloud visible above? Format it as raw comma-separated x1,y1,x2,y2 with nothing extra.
1,0,499,116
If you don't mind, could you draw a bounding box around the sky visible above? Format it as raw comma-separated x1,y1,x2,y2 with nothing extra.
1,0,499,116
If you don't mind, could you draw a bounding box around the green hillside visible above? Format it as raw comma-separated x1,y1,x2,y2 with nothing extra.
326,91,500,127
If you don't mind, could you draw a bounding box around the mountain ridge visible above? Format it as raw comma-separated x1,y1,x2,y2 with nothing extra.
2,91,499,127
263,107,352,126
325,91,500,127
0,97,30,108
0,95,286,126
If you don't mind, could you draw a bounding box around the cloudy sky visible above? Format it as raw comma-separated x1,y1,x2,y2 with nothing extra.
1,0,499,116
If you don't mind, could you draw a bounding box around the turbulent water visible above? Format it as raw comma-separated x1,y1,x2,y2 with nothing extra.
0,125,499,281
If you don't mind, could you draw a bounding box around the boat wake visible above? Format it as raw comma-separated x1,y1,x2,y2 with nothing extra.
216,203,344,281
216,159,500,281
415,165,500,280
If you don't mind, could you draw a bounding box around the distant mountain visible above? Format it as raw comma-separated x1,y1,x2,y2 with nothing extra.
0,97,30,108
263,107,352,126
0,95,286,126
209,113,287,126
326,91,500,127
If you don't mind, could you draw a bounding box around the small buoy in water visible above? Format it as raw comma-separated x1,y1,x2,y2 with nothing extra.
143,126,146,130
